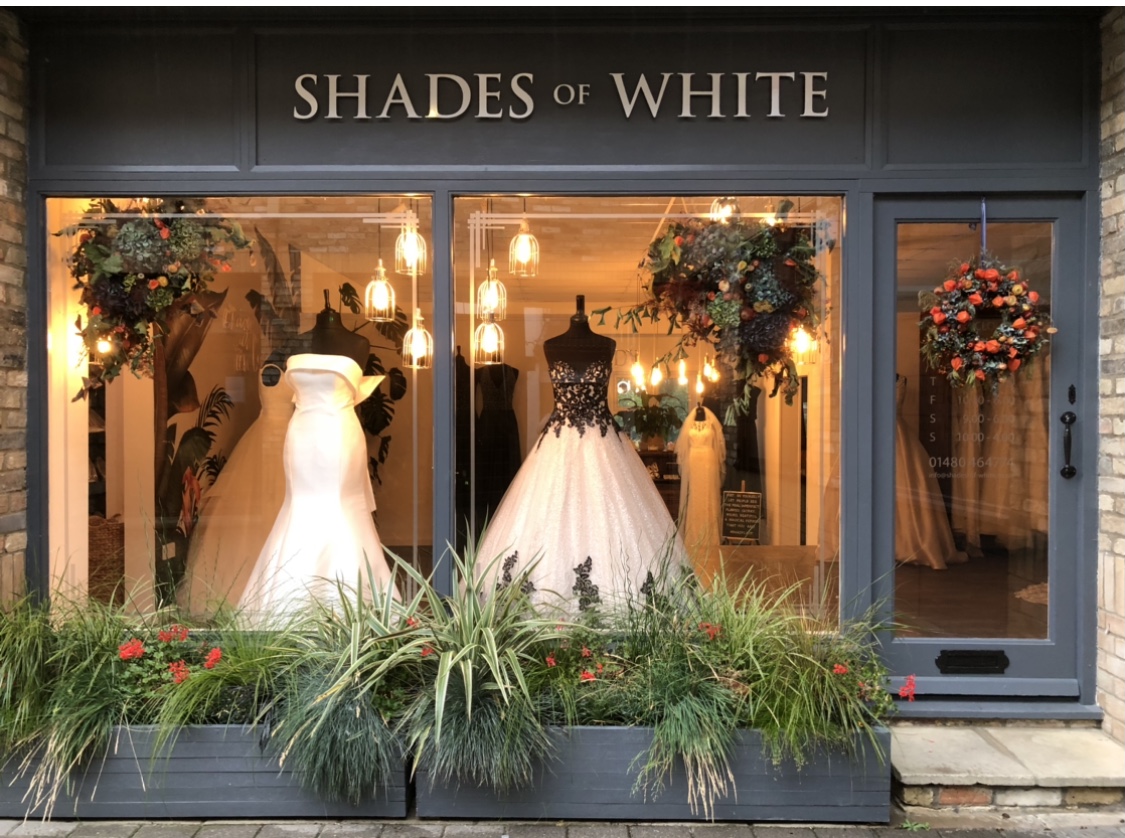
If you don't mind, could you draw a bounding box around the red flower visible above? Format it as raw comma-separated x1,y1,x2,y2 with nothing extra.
975,370,986,381
968,293,983,307
932,311,946,325
148,280,161,290
204,647,222,669
159,228,171,240
157,624,189,643
942,279,957,292
985,340,1001,354
546,654,557,668
1008,358,1021,372
698,622,721,641
757,353,770,364
1029,291,1039,303
421,645,434,657
579,670,596,682
581,646,592,658
169,660,191,685
955,311,971,324
950,357,963,371
833,663,849,675
674,236,684,247
596,662,604,673
118,638,145,661
898,674,917,702
406,617,418,628
959,262,970,275
983,268,1001,281
992,296,1006,308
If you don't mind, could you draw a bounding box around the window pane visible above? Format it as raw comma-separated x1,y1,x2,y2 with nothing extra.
46,196,433,616
454,195,842,616
894,221,1051,638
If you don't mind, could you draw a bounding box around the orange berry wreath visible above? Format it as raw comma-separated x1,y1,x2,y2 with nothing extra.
919,256,1052,389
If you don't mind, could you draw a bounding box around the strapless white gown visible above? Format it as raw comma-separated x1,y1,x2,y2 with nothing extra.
239,354,396,620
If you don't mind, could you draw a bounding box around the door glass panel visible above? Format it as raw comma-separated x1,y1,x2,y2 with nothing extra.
894,222,1051,638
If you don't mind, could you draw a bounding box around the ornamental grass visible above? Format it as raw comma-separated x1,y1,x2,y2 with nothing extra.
0,549,896,819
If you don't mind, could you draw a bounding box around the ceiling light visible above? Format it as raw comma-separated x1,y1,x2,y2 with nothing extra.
402,309,433,369
364,258,396,322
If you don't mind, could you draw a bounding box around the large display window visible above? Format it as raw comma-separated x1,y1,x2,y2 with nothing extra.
45,196,434,614
453,195,842,611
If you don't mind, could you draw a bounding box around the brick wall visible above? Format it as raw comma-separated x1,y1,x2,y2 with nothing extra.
0,9,26,605
1098,6,1125,745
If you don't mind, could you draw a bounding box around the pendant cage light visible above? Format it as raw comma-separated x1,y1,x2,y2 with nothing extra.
476,257,508,321
509,200,539,277
395,203,428,276
403,309,434,369
473,314,505,366
364,258,396,322
709,196,740,224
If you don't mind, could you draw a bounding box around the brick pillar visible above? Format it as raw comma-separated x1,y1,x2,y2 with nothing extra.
0,9,26,605
1098,7,1125,745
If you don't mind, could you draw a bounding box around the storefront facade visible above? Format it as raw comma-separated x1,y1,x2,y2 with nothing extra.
0,8,1121,742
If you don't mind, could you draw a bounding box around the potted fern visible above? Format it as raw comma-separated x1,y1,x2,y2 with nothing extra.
615,391,684,451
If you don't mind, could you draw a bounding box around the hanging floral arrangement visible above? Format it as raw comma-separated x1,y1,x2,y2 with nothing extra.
625,206,825,409
58,198,253,398
918,255,1052,389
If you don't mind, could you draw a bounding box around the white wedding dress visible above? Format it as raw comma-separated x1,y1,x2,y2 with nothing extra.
239,354,396,620
476,355,685,612
895,376,967,570
676,406,726,564
181,364,294,613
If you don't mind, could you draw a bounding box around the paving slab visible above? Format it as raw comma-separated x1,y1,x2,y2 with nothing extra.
131,826,202,838
689,826,752,838
195,827,260,838
69,825,143,838
565,827,629,838
981,727,1125,787
379,827,445,838
496,826,568,838
810,829,877,838
892,727,1034,786
0,824,23,838
627,827,692,838
317,825,380,838
6,824,76,838
256,826,323,838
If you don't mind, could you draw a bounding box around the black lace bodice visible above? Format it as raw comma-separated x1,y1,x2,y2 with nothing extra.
541,359,620,439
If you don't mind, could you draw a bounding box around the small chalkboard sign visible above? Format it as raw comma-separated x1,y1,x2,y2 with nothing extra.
722,490,762,545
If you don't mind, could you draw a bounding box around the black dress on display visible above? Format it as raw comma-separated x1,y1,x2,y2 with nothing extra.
455,348,473,552
475,362,521,526
475,295,685,611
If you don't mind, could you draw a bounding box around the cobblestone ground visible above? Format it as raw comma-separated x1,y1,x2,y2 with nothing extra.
1,816,1123,838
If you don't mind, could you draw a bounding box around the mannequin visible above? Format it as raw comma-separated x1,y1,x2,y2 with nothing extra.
542,295,616,375
475,361,521,526
695,404,706,422
476,295,685,611
677,404,726,579
309,289,370,372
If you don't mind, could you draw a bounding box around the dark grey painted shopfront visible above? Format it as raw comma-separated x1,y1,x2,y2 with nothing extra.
22,10,1104,715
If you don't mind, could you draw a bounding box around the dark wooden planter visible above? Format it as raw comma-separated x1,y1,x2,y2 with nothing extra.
415,725,891,823
0,725,407,819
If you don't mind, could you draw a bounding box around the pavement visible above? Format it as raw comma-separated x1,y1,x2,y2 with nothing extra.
2,812,1125,838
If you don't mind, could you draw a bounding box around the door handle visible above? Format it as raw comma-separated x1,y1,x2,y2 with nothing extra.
1060,411,1077,479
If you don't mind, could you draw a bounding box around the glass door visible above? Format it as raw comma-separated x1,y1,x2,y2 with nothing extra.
875,196,1087,698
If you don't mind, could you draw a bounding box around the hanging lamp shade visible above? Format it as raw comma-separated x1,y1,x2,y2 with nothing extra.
473,315,505,366
395,225,428,276
709,196,740,224
403,309,434,369
508,219,539,277
475,258,508,321
364,258,396,322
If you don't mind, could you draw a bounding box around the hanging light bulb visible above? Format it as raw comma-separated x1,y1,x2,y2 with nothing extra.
703,356,720,383
509,218,539,277
475,258,508,321
677,359,688,386
364,258,396,322
473,314,505,366
95,336,113,355
790,326,814,355
762,200,778,227
695,373,705,395
649,364,663,388
709,196,740,224
402,309,434,369
395,219,428,276
631,358,646,390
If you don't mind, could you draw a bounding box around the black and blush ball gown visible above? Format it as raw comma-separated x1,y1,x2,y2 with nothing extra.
239,353,397,619
476,356,685,611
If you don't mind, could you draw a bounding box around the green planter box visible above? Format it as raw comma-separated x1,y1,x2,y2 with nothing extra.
0,725,407,819
416,725,891,823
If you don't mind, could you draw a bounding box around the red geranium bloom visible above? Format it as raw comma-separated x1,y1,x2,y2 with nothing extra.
898,674,917,702
169,660,190,685
579,670,596,682
421,645,434,657
204,647,222,669
118,638,145,661
546,654,557,668
581,646,592,658
833,663,849,675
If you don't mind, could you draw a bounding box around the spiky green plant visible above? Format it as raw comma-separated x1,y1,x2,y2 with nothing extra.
398,545,560,792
